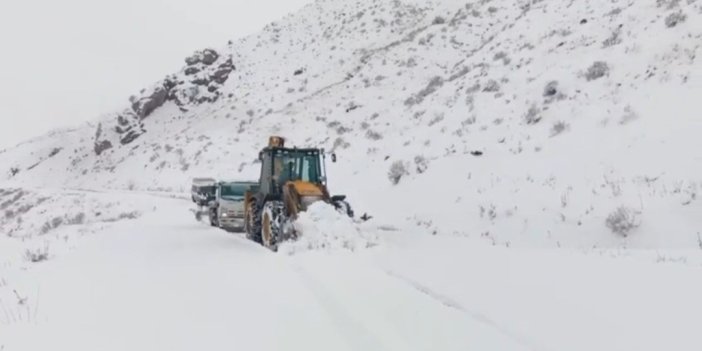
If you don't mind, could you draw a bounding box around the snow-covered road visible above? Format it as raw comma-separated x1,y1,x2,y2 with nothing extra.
3,195,702,351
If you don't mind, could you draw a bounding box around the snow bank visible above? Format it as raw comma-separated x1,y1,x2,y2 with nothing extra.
0,188,166,330
281,202,380,255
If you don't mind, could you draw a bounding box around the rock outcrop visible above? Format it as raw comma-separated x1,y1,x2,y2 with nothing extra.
94,48,236,151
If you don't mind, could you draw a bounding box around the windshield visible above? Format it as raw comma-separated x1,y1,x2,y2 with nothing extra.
220,183,255,199
200,186,216,195
273,150,322,184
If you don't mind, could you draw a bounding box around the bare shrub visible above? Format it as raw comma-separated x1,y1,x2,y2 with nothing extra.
67,212,86,225
405,76,444,106
366,130,383,140
463,115,477,126
493,51,507,60
524,104,542,124
432,16,446,25
550,121,569,137
584,61,609,81
543,81,559,97
119,212,140,220
656,0,680,9
606,207,640,237
40,217,64,235
428,114,445,126
665,12,686,27
482,79,500,93
493,51,511,65
414,156,429,174
48,148,62,158
25,245,50,263
602,27,622,48
620,105,639,125
332,137,350,151
104,211,141,223
479,204,497,221
388,161,409,185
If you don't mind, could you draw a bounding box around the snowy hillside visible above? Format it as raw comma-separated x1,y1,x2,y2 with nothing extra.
1,0,701,251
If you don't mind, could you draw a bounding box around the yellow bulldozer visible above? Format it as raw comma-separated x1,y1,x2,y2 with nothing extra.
244,136,353,250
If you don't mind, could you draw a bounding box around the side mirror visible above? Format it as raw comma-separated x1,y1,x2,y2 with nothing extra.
331,153,337,163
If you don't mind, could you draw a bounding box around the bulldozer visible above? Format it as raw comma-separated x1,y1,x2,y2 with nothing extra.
244,136,353,250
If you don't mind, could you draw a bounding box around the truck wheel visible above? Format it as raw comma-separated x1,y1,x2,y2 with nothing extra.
262,201,284,251
209,208,218,227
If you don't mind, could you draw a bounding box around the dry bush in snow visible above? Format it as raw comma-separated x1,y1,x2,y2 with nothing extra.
366,130,383,140
606,207,640,237
388,161,409,185
665,12,686,27
493,51,511,65
585,61,609,81
67,212,86,225
414,156,429,174
482,79,500,92
524,104,542,124
656,0,681,9
602,27,622,48
25,245,50,263
432,16,446,25
550,121,569,137
332,137,350,150
40,217,64,235
543,81,559,97
620,105,639,125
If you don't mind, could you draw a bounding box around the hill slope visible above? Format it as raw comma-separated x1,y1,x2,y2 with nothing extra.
1,0,701,248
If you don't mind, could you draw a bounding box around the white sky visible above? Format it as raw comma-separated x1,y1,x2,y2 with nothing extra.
0,0,311,149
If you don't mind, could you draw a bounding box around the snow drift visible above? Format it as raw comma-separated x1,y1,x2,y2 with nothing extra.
282,202,380,255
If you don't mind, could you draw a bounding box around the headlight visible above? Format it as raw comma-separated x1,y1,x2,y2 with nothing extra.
221,213,228,218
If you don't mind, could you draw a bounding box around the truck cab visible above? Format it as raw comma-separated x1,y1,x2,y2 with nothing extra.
209,181,259,231
191,178,217,207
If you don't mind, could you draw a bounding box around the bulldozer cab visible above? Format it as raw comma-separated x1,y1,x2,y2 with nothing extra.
260,148,325,195
244,136,355,248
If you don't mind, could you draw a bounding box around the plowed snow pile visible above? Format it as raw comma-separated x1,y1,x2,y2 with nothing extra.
281,202,380,255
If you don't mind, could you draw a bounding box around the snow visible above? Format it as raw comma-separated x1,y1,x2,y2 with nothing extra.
281,202,380,255
2,0,702,349
2,196,702,350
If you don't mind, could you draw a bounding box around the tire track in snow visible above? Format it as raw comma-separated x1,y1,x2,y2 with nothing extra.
292,264,386,351
383,270,551,351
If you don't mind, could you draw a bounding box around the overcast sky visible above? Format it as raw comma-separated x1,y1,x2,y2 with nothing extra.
0,0,310,149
